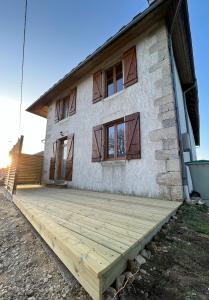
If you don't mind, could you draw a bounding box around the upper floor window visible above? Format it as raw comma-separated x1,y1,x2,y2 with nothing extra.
106,62,123,98
92,46,137,103
55,87,77,123
63,97,69,119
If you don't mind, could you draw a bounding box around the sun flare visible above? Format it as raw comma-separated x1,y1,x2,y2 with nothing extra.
0,153,11,168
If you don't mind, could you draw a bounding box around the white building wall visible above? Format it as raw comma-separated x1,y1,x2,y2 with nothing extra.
42,23,183,200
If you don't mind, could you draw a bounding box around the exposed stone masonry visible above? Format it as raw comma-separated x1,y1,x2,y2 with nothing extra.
148,25,183,201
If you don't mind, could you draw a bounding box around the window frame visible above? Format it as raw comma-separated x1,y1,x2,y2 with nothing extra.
104,117,125,161
105,61,123,98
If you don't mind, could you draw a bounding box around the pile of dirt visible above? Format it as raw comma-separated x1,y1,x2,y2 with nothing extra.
0,192,90,300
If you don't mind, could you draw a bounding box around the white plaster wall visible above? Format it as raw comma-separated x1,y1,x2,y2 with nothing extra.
42,24,169,198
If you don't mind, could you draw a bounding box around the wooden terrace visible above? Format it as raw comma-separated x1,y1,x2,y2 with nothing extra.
13,186,181,299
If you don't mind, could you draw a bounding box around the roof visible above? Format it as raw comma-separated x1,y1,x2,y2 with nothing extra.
26,0,200,145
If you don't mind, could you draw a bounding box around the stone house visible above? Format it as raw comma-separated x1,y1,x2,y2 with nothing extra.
27,0,199,201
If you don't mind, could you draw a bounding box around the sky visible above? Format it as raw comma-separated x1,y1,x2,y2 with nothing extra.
0,0,208,167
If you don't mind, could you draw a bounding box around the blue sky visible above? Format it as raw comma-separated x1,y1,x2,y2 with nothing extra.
0,0,208,166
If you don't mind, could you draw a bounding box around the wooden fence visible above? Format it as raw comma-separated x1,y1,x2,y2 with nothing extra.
17,153,43,184
4,136,23,194
4,136,43,196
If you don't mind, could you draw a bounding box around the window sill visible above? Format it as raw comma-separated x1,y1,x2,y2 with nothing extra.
55,113,76,125
101,160,126,166
102,89,124,103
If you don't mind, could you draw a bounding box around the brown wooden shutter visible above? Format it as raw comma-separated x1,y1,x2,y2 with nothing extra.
92,71,103,103
55,101,60,123
65,134,74,181
58,100,63,120
55,100,64,122
125,112,141,160
68,87,77,116
92,125,103,162
49,141,58,180
123,46,138,88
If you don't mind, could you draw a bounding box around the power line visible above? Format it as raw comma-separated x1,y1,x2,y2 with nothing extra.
19,0,28,135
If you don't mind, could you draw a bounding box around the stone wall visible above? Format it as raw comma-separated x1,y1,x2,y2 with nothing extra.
148,26,183,201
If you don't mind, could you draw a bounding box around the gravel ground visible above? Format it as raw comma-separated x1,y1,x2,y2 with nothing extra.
0,191,90,300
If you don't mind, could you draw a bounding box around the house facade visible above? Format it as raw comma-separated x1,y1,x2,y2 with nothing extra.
27,0,199,201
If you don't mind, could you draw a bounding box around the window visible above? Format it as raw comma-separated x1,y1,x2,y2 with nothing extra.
92,46,137,104
106,62,123,98
106,120,125,160
55,88,76,123
92,112,141,162
62,98,69,120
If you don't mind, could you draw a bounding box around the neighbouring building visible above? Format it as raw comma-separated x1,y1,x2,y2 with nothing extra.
27,0,200,201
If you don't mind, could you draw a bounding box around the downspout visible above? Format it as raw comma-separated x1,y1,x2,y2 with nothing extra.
183,81,197,160
167,0,187,196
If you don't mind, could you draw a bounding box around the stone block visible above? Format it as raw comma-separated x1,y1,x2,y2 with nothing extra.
159,185,172,200
166,159,181,172
156,172,182,186
150,127,177,142
149,41,167,54
154,94,174,107
162,85,173,97
158,109,176,121
155,149,179,160
162,64,171,77
159,102,175,113
162,117,176,128
158,48,169,62
162,138,178,150
170,185,183,201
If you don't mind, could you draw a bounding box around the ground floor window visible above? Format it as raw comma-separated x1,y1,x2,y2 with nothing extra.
92,112,141,162
106,120,125,160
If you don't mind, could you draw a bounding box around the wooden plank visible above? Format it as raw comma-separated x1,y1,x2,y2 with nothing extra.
13,198,110,300
14,187,181,300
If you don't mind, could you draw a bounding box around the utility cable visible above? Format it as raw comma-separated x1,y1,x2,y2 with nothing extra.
19,0,28,135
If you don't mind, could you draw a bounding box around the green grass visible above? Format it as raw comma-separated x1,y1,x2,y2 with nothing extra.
181,204,209,235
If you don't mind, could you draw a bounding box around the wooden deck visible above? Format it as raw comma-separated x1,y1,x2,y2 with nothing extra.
13,186,181,300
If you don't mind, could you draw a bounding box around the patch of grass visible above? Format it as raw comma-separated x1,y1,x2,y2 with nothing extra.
180,204,209,235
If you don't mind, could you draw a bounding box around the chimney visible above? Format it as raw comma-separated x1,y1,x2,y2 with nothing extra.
147,0,156,5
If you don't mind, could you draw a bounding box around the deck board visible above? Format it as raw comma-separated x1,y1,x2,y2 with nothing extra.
13,186,181,299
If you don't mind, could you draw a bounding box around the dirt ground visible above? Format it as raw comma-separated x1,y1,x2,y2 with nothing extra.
120,203,209,300
1,190,209,300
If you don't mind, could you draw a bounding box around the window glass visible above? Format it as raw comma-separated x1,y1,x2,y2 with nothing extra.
63,98,68,119
106,68,114,97
117,123,125,157
116,63,123,92
61,139,68,178
107,126,115,158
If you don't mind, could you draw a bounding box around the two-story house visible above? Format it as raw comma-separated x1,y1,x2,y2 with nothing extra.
27,0,199,202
